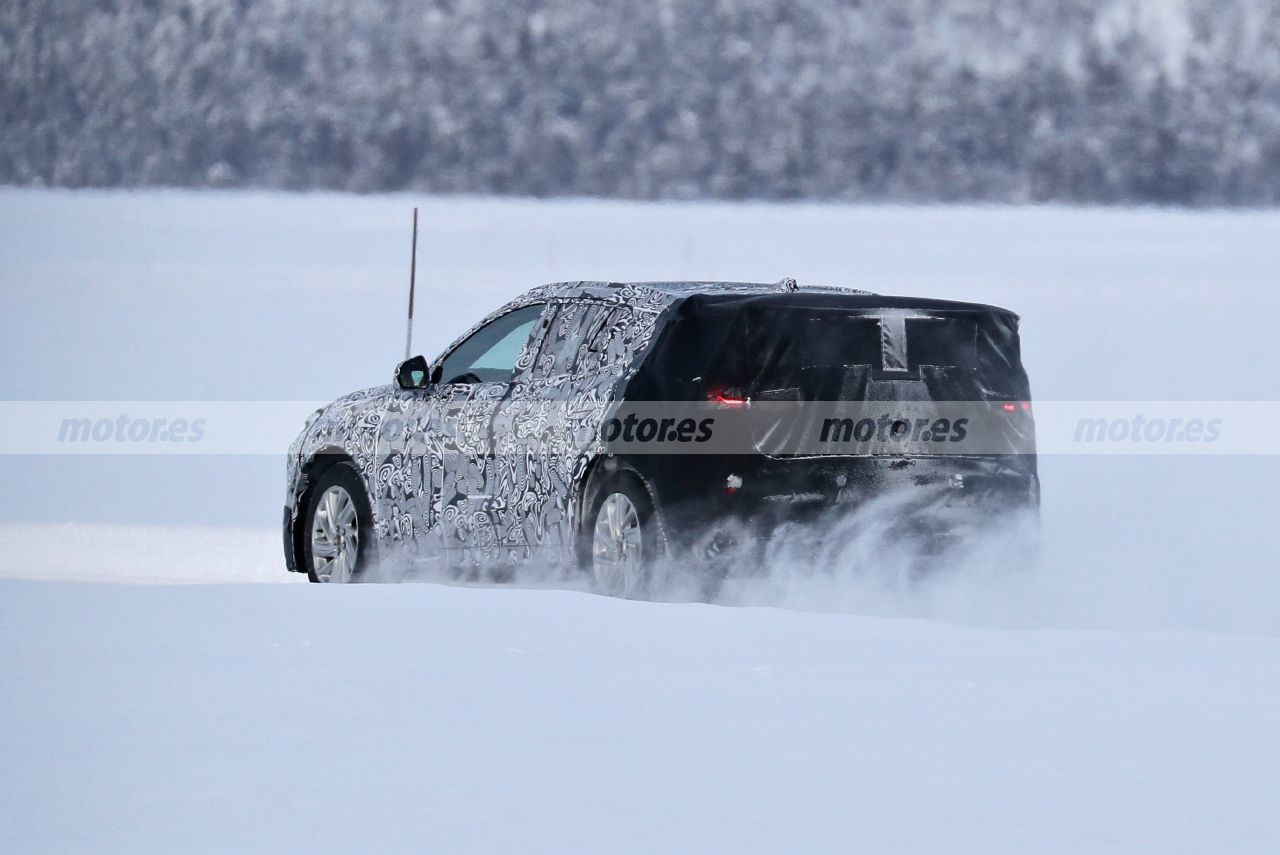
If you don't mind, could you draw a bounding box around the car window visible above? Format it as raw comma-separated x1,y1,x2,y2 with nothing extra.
573,306,636,375
530,302,605,379
437,304,546,385
530,303,642,378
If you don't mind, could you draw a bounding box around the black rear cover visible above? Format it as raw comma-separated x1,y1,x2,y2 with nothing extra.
628,292,1030,405
621,291,1037,546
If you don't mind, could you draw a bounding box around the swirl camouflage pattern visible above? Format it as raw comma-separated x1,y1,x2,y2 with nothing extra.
285,281,670,573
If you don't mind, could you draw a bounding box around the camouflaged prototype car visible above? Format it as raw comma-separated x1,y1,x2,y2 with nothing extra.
284,280,1038,594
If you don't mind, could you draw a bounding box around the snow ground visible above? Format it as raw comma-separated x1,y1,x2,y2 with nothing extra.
2,190,1279,851
2,523,295,585
3,580,1279,854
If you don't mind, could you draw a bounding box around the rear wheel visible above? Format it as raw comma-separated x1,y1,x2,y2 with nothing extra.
585,473,660,598
304,461,373,583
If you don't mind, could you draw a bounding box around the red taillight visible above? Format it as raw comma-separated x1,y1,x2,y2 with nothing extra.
709,388,748,408
1001,402,1017,412
1000,401,1032,413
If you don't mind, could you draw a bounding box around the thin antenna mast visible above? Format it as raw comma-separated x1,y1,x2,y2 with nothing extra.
404,207,419,359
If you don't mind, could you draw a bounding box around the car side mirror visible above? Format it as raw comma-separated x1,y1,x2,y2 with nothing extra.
396,355,432,389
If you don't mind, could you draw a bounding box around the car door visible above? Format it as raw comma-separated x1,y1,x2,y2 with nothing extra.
374,303,550,567
489,300,640,560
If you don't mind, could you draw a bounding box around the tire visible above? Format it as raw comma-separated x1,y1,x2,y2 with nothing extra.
581,471,661,599
303,461,375,583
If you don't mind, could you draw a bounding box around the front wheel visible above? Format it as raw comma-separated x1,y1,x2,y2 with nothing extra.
585,473,660,599
304,461,374,583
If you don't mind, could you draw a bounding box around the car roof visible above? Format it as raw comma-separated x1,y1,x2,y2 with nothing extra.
523,280,1016,318
623,280,875,296
538,279,872,300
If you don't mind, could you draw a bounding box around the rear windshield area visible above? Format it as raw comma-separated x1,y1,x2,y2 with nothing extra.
629,297,1030,403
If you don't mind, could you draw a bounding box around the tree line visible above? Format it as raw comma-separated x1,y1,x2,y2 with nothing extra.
2,0,1278,205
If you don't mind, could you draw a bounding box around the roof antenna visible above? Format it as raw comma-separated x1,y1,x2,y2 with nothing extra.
404,207,419,359
778,277,798,292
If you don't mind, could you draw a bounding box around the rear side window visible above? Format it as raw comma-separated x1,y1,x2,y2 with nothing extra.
532,302,636,378
574,306,635,375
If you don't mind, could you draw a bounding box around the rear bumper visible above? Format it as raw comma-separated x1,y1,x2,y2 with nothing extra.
637,453,1039,557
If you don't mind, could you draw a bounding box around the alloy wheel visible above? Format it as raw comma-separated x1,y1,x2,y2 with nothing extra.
311,484,359,582
592,492,644,595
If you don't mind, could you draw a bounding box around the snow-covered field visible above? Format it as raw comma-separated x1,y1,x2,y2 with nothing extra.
2,190,1279,851
5,580,1279,854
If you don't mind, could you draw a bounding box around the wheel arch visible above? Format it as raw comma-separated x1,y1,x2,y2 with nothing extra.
290,447,360,574
574,455,667,567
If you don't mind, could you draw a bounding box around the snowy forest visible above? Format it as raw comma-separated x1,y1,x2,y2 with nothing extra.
3,0,1279,205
